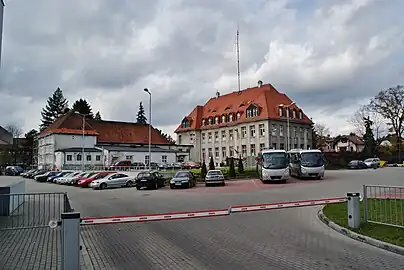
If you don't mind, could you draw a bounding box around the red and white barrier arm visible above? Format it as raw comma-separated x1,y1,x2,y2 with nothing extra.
230,197,347,213
81,208,231,225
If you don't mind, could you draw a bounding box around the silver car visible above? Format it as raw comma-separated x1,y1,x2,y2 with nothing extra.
90,173,135,190
205,170,225,187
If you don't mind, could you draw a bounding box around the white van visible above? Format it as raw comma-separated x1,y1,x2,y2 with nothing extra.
288,149,325,179
257,149,289,182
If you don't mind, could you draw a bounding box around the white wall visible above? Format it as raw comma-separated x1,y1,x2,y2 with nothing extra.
54,134,97,149
57,151,103,168
106,151,176,165
334,141,364,152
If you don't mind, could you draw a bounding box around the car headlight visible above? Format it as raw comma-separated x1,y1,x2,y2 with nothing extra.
301,168,307,173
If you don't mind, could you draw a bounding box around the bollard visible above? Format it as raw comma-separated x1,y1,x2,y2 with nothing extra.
347,193,361,229
61,212,81,270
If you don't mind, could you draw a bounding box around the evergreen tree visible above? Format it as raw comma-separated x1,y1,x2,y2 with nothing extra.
228,157,236,177
72,99,93,118
237,157,244,174
136,102,147,124
209,156,215,170
200,161,207,180
94,111,102,120
40,88,69,130
311,126,318,149
363,117,377,157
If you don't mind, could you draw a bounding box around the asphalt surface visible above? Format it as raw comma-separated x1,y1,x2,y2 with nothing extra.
10,169,404,269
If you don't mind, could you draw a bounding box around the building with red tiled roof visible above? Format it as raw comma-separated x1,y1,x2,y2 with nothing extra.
38,112,191,169
175,81,314,164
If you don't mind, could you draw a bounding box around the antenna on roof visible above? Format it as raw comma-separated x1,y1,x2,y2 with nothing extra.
236,23,241,93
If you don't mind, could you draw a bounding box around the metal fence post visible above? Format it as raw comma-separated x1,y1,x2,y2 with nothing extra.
61,212,81,270
363,185,368,223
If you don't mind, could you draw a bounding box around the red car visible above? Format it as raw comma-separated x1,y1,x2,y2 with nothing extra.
77,171,115,188
182,161,201,169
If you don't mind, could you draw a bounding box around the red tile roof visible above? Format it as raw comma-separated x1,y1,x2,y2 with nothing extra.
175,83,312,133
40,112,172,145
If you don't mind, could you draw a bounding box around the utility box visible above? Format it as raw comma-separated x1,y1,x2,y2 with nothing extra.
347,192,361,229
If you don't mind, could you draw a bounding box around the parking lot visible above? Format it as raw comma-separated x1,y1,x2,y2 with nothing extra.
2,168,404,269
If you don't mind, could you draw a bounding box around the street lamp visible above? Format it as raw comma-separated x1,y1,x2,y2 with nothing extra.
144,88,152,171
74,111,90,170
279,102,295,151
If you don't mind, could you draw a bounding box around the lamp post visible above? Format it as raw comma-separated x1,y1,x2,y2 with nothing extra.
74,112,90,171
144,88,152,171
279,102,295,151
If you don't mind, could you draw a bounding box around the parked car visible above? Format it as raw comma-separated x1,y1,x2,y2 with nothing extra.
89,173,135,190
109,160,132,170
24,169,40,178
47,171,73,182
55,171,82,184
21,169,36,177
35,171,58,182
132,162,146,170
348,160,368,169
364,158,380,168
77,171,115,188
182,161,201,169
66,172,96,185
205,170,226,186
170,171,196,189
5,166,24,176
135,171,166,190
31,170,47,179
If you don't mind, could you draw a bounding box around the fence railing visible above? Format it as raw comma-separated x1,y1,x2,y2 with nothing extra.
0,192,67,230
363,184,404,229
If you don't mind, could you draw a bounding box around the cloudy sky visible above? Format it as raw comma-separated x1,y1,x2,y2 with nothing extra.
0,0,403,138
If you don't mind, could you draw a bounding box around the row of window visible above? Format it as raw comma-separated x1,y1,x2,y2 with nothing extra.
66,154,168,164
202,143,311,159
279,107,304,119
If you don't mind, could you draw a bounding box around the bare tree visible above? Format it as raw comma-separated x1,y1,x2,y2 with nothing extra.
5,124,22,138
314,123,330,137
348,105,387,139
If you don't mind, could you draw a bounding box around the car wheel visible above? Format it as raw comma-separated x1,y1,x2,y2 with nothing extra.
126,181,133,187
99,183,107,190
170,184,175,189
136,186,141,190
205,183,209,187
154,181,159,190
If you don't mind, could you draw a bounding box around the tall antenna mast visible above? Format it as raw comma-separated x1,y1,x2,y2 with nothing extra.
236,24,241,92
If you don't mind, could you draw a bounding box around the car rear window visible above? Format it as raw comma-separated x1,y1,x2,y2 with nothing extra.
174,172,189,178
138,172,150,177
207,171,222,176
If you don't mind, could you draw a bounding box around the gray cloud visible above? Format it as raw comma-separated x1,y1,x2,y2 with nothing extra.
0,0,403,136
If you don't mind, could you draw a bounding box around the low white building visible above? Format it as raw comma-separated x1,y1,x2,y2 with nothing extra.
333,134,365,152
38,111,192,170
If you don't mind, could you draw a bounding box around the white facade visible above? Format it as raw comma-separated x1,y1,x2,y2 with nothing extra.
177,119,312,165
55,150,103,170
103,149,176,166
334,140,364,152
0,0,3,67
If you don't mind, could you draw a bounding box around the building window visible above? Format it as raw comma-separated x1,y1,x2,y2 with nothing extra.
271,124,277,136
214,131,219,142
241,145,247,157
202,133,206,143
208,118,212,125
300,128,304,138
294,144,298,149
279,125,284,136
229,146,234,157
292,110,296,118
250,125,256,137
215,117,219,124
221,130,226,141
294,127,297,138
272,143,277,149
126,155,133,160
76,154,82,161
246,107,258,118
87,155,91,161
145,155,150,164
307,145,311,150
260,143,265,151
202,119,205,126
299,111,303,119
279,107,283,117
96,155,101,161
229,114,233,122
250,144,256,156
178,135,182,144
222,147,226,158
241,127,247,138
280,143,285,150
300,144,304,149
236,112,241,120
222,115,226,123
215,147,219,158
182,120,190,128
202,149,206,160
229,130,233,140
259,124,265,136
162,155,167,163
208,132,212,142
67,155,72,161
208,148,212,157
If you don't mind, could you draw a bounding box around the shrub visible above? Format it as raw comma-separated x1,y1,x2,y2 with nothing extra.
228,158,236,177
200,161,207,180
209,156,215,170
237,157,244,174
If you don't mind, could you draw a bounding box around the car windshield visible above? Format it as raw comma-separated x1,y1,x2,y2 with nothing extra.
174,172,189,178
262,152,288,169
301,152,324,167
138,172,151,177
95,173,108,179
207,171,222,176
364,159,373,162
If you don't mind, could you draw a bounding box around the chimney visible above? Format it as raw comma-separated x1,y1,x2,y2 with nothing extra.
257,80,263,88
216,91,220,98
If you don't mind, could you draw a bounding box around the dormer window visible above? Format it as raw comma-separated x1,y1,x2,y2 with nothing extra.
222,115,226,123
215,117,219,124
279,107,283,117
182,119,190,128
286,108,290,118
202,119,205,126
208,118,212,125
246,105,259,118
292,110,296,118
299,111,303,119
236,112,241,120
229,114,233,122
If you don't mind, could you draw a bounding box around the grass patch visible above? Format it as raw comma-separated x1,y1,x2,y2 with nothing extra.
323,199,404,247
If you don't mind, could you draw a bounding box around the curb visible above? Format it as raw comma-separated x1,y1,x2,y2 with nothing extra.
317,207,404,256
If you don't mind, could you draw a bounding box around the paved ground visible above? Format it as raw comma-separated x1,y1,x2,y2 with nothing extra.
2,168,404,269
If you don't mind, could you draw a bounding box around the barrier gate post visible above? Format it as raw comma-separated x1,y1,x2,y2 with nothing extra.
347,193,361,229
61,212,81,270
